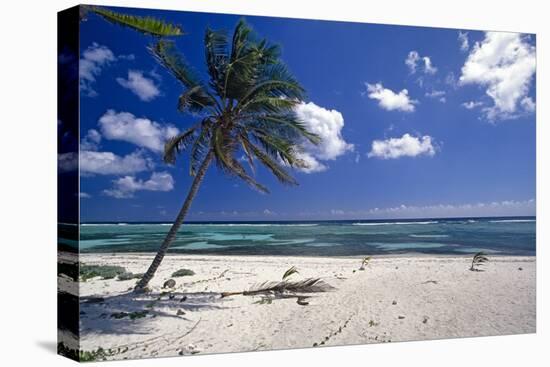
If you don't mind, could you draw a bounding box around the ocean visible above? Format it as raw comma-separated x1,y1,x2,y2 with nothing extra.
63,216,536,256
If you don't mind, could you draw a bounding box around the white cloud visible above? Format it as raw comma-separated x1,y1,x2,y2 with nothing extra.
422,56,437,74
293,102,354,173
116,70,160,101
405,51,420,73
103,171,174,198
368,199,535,218
263,209,275,216
425,89,446,102
462,101,484,110
368,133,436,159
98,110,179,152
521,96,536,113
80,129,102,151
458,31,469,52
80,150,153,175
459,32,536,121
58,152,78,172
294,152,327,173
365,83,417,112
79,192,91,199
405,51,437,74
445,72,458,89
79,43,116,97
309,199,535,220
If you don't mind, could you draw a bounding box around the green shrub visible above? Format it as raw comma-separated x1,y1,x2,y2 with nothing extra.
79,264,126,281
171,268,195,277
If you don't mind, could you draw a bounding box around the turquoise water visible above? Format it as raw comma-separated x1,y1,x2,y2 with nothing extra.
67,217,536,256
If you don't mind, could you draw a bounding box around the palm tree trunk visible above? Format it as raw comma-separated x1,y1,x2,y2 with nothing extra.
135,150,214,290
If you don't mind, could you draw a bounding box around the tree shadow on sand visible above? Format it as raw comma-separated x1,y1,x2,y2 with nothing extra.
80,290,228,336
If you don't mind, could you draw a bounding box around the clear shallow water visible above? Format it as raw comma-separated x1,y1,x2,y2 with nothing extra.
69,217,536,256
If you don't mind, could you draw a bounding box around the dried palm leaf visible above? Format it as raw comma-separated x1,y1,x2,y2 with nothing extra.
221,278,334,298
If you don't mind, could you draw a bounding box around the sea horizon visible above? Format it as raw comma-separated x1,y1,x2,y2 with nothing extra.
76,214,536,226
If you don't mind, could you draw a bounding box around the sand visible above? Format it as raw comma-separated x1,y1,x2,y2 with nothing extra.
70,253,535,360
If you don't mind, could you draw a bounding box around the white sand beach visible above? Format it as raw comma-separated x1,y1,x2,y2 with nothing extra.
71,253,535,361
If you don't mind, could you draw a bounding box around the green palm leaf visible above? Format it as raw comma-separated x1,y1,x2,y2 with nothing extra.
164,125,199,164
90,6,183,36
282,266,299,280
241,135,298,185
213,127,269,193
149,40,202,89
204,28,229,95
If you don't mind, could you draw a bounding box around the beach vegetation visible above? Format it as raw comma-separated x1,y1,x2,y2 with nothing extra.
79,264,126,281
282,266,299,280
253,297,273,305
470,252,489,271
172,268,195,277
359,256,372,270
79,347,108,362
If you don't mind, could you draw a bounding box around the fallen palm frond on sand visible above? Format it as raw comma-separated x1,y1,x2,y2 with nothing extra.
220,278,335,298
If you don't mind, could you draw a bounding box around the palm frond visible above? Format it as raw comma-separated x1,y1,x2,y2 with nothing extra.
236,63,305,110
470,252,489,271
239,138,256,174
163,125,198,164
91,6,183,36
245,278,335,295
223,20,283,101
221,278,335,298
255,114,321,145
241,135,298,185
282,266,299,280
177,85,215,114
240,96,297,114
149,40,203,89
213,128,269,193
204,27,229,95
189,127,213,176
249,131,301,166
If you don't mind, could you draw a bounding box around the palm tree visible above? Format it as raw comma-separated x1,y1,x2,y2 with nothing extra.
132,20,320,290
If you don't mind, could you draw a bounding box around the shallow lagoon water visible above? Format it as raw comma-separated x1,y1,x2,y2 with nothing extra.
71,217,536,256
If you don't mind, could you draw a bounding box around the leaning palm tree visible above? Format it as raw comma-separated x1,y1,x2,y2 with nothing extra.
134,20,320,290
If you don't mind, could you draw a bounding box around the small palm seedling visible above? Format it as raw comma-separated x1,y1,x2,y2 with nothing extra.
470,252,489,271
359,256,372,271
282,266,299,280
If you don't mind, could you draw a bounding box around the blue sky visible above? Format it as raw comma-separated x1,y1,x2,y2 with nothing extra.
70,6,536,222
